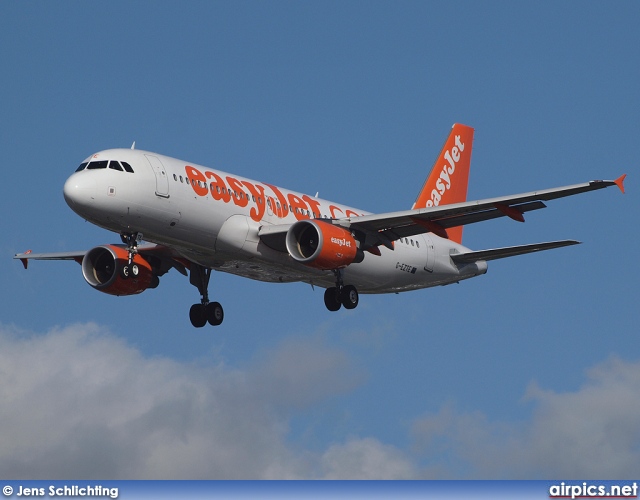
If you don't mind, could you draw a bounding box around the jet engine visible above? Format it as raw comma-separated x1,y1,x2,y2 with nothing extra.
81,245,158,296
285,220,363,270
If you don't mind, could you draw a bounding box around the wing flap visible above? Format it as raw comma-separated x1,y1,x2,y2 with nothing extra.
450,240,580,263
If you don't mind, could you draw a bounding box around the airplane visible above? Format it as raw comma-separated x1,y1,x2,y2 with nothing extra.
14,124,625,328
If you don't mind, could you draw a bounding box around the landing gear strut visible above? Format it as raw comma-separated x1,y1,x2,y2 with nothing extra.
120,232,142,279
189,264,224,328
323,269,359,312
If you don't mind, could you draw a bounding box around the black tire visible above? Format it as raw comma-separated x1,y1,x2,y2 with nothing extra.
324,287,342,312
341,285,359,310
206,302,224,326
189,304,207,328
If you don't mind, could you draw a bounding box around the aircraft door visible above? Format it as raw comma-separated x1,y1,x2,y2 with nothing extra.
145,155,170,198
422,234,435,272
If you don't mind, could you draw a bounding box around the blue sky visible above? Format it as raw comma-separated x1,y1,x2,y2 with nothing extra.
1,1,638,479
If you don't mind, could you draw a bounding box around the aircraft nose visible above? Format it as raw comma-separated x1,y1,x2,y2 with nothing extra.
63,172,96,211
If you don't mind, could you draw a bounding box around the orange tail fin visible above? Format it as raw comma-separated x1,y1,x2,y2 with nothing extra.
412,123,474,244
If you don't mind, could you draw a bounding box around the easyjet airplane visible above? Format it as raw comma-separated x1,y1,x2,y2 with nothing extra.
15,124,625,327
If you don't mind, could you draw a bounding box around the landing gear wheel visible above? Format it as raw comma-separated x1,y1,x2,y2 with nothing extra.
324,287,342,312
189,265,225,328
189,304,207,328
206,302,224,326
121,265,131,279
131,264,139,277
341,285,359,310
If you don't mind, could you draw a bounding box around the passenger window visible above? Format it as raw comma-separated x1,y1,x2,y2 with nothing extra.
173,174,177,181
109,161,124,171
121,162,134,173
416,241,420,248
75,162,88,172
179,176,184,183
411,239,414,246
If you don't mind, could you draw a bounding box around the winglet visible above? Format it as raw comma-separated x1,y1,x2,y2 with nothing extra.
19,249,32,269
614,174,626,194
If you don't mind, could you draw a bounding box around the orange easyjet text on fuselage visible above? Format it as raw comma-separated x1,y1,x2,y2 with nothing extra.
184,166,362,223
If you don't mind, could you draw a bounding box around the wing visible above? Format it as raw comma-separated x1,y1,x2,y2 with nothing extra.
258,176,624,253
346,176,625,249
14,250,87,269
14,244,189,276
450,240,580,263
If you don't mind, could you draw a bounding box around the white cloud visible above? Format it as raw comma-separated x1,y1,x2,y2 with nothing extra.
4,322,637,480
320,437,417,479
0,323,407,479
411,357,640,478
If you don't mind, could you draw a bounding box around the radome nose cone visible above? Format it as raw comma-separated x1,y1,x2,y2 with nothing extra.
63,173,96,210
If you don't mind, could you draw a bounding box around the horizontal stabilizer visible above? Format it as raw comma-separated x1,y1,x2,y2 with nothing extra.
450,240,580,263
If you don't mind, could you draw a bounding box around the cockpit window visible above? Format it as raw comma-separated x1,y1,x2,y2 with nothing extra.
77,159,134,173
86,160,109,170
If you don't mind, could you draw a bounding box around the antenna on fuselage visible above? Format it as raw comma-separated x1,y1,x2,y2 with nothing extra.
131,141,136,150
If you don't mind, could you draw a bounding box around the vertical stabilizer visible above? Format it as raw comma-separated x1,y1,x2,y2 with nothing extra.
412,123,474,244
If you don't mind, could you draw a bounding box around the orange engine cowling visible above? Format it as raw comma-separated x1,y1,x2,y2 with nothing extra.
285,220,362,270
81,245,158,296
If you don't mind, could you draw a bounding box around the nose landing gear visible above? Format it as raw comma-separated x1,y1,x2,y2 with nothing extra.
119,232,143,279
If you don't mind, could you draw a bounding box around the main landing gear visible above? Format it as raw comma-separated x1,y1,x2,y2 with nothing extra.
323,269,359,312
120,232,142,279
189,264,224,328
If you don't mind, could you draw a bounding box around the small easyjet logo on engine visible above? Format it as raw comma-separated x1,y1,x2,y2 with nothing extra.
426,134,465,208
331,237,352,247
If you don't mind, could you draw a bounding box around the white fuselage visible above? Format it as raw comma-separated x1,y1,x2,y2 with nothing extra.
63,149,487,293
